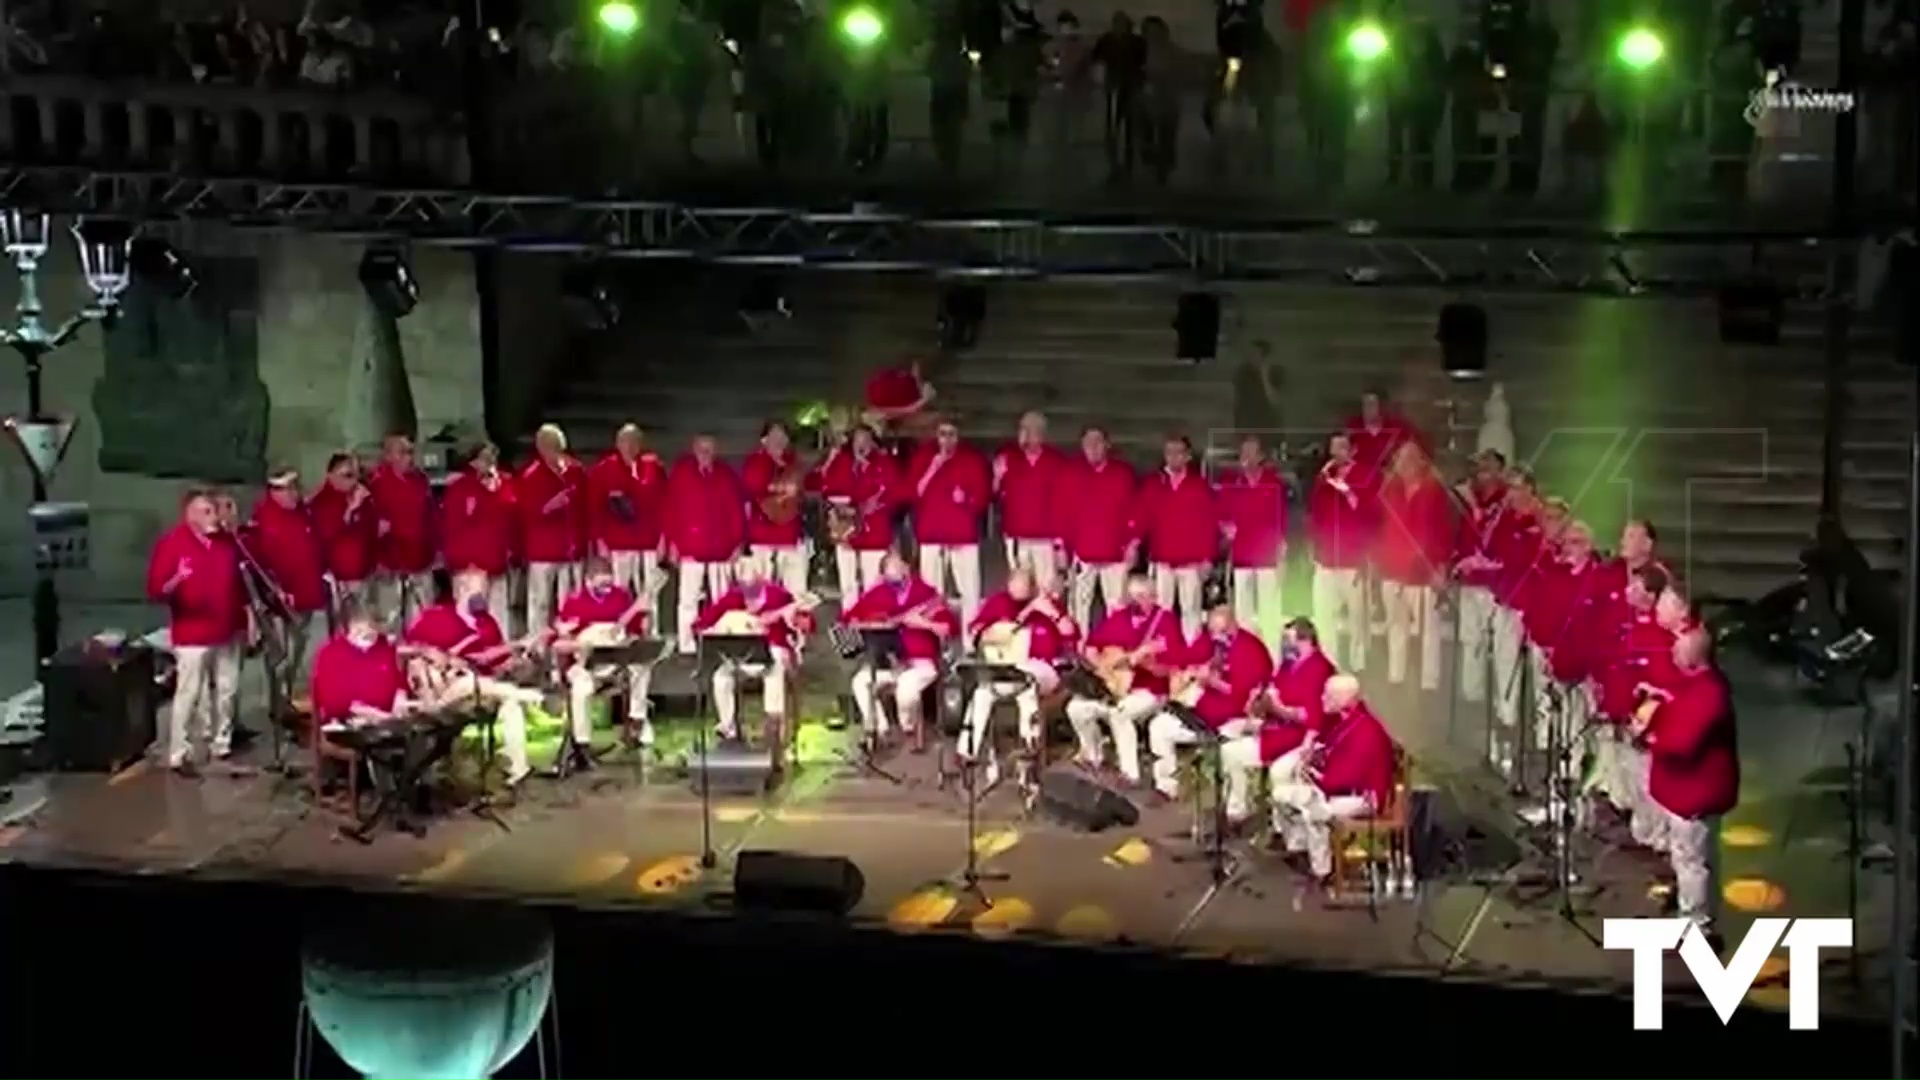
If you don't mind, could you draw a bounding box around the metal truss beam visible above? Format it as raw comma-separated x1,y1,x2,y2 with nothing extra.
0,165,1839,297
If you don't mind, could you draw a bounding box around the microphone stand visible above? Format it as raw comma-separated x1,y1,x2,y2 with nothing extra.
694,633,716,869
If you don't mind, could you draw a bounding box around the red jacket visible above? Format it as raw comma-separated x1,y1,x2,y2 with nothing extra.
556,583,648,635
906,443,991,545
1217,461,1288,567
815,449,901,551
841,577,956,662
1453,482,1508,589
404,603,507,673
309,482,378,583
147,524,249,647
245,498,328,614
664,456,746,564
994,443,1069,542
1595,609,1676,721
588,450,667,553
1316,702,1397,809
1647,666,1740,819
1181,626,1273,729
1133,468,1219,567
309,634,405,725
968,590,1078,661
1533,558,1611,682
1307,463,1372,570
1374,474,1456,586
865,366,923,411
1343,413,1427,498
1259,648,1336,763
441,469,518,576
1490,515,1547,609
694,582,812,655
741,447,806,547
517,456,589,564
1084,604,1187,696
1061,456,1138,564
367,462,436,575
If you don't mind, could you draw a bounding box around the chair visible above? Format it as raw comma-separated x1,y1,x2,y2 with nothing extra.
309,713,365,823
1329,745,1413,899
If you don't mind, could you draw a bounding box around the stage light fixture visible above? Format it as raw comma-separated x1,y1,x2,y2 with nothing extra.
838,5,886,47
358,245,419,318
1717,278,1783,346
561,260,620,332
596,1,640,36
937,283,987,351
1477,0,1526,74
1614,27,1665,71
1173,292,1220,363
1436,302,1488,379
1345,22,1389,63
129,237,196,299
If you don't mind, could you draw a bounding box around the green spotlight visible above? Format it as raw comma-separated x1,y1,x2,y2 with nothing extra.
596,1,640,36
1344,22,1389,62
1615,27,1665,70
838,5,886,46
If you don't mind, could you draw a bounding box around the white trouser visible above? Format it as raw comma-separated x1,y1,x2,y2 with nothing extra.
1231,566,1283,647
610,549,667,614
1310,564,1367,672
960,659,1058,758
1220,732,1265,820
375,571,434,631
1004,538,1060,592
326,577,371,635
1064,689,1161,783
1151,563,1206,638
1662,809,1718,928
676,559,735,652
438,671,542,780
751,543,809,596
1586,721,1628,802
527,561,580,636
850,659,940,735
1491,605,1526,732
1531,645,1590,753
1147,714,1259,798
567,660,653,740
1382,580,1442,691
835,546,887,601
1457,585,1495,702
477,574,513,637
1269,749,1373,877
167,641,242,766
919,542,983,631
1625,745,1668,850
712,652,792,736
1069,559,1129,631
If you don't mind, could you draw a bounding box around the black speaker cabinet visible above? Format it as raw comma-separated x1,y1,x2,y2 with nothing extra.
1037,766,1141,832
41,640,161,773
733,850,866,916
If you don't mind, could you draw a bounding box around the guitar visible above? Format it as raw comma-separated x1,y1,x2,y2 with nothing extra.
1087,647,1137,699
705,592,823,636
977,621,1033,665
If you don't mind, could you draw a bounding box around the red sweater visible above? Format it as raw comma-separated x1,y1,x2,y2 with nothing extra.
588,450,667,553
814,449,901,551
1084,604,1187,696
994,443,1069,542
310,634,405,725
147,525,249,647
1133,468,1219,567
663,456,746,564
1061,456,1138,564
517,456,589,564
245,498,328,614
1316,703,1397,809
1180,627,1273,729
404,603,506,672
368,462,436,575
441,469,519,576
556,584,648,635
741,447,805,547
906,443,991,545
309,482,379,584
1216,461,1288,567
1307,463,1372,570
1647,666,1740,819
1259,648,1336,763
841,578,956,662
968,590,1078,661
693,583,811,654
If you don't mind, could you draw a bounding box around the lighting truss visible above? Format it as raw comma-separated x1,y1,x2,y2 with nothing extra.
0,165,1839,298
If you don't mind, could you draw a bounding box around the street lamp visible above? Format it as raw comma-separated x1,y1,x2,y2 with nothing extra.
2,209,132,666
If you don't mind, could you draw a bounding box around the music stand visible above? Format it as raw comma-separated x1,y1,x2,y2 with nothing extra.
688,632,772,868
840,627,905,783
447,679,512,833
1164,705,1258,938
946,659,1027,906
554,637,673,780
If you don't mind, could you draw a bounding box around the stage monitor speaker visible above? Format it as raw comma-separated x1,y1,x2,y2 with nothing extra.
1036,766,1140,832
1174,292,1220,361
733,850,865,916
1436,302,1489,378
689,742,776,797
40,640,161,773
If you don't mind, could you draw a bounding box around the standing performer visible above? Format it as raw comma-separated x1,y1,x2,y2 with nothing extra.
147,489,250,777
666,434,748,654
1065,572,1186,785
907,418,991,631
862,356,937,435
1591,563,1674,839
993,410,1068,592
741,420,810,595
1342,389,1425,498
1453,450,1509,703
1267,674,1396,886
553,557,655,752
843,553,957,747
1217,434,1289,647
589,423,668,614
1132,434,1218,638
695,555,815,743
245,467,329,715
1374,442,1455,691
1221,617,1337,823
309,452,378,632
1488,472,1549,766
517,424,589,635
815,425,901,600
960,568,1078,765
1630,628,1739,935
1593,518,1667,621
1145,603,1271,802
1062,425,1139,631
368,433,437,626
441,443,519,633
403,570,539,786
1307,433,1371,671
1523,519,1604,761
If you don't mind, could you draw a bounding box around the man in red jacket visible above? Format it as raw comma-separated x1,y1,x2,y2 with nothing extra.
590,424,668,617
310,601,410,730
960,568,1078,773
1268,673,1396,883
1065,572,1188,784
694,555,816,744
1063,426,1138,631
309,452,378,633
1489,477,1553,759
1631,629,1738,932
1308,433,1371,672
518,424,588,636
741,420,809,595
553,557,655,755
842,553,957,747
1343,389,1426,499
1221,617,1335,822
1526,520,1606,762
862,357,936,435
404,569,541,786
1217,434,1288,648
816,425,901,601
1145,603,1272,801
1453,450,1509,704
1591,564,1674,841
368,433,437,627
147,489,251,777
993,410,1068,593
908,418,991,631
666,434,747,653
1375,442,1455,691
245,467,330,718
441,443,518,632
1133,434,1219,639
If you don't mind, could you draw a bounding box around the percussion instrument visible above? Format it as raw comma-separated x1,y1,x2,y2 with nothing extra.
976,621,1032,666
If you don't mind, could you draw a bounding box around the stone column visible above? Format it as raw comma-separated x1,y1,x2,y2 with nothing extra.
342,294,418,454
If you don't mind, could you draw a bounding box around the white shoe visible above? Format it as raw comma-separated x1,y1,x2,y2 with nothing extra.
634,719,655,747
715,723,739,741
505,764,532,787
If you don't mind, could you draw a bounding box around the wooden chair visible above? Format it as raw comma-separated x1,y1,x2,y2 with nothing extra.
309,713,366,824
1329,745,1413,899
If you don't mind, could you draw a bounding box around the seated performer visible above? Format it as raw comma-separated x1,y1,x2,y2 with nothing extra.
552,557,654,755
403,570,542,787
960,568,1078,766
693,555,817,743
1220,617,1336,823
1267,674,1396,886
1065,572,1187,786
1144,602,1272,801
311,602,411,730
842,552,957,747
1630,628,1739,935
